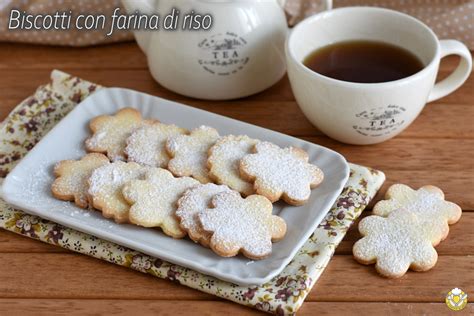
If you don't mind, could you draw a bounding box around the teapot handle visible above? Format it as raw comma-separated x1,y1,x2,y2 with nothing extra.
121,0,157,54
277,0,333,10
325,0,333,10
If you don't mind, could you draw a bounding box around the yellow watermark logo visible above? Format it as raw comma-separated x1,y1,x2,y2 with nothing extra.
446,288,468,311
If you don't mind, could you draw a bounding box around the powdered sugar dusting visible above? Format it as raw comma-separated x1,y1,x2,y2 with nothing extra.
125,123,187,168
354,209,438,277
95,131,106,143
403,188,460,224
85,108,146,161
207,135,259,196
14,160,99,221
176,183,232,246
373,184,462,245
122,168,199,238
51,153,109,208
88,161,148,222
199,192,287,259
240,142,323,204
166,126,220,184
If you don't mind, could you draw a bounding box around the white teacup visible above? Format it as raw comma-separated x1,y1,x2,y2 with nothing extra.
286,7,472,145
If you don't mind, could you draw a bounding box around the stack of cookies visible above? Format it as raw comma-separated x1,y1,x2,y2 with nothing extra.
52,108,324,260
353,184,462,278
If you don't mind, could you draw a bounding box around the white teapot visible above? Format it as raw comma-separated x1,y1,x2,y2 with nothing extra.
121,0,290,100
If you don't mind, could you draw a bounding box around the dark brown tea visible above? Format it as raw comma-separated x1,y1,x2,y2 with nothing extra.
303,40,424,83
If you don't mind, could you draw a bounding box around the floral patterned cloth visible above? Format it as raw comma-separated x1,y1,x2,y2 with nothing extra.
0,71,385,315
1,1,472,49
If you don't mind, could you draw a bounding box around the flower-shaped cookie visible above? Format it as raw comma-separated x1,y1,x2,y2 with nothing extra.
125,122,188,167
240,142,324,205
373,184,462,245
199,192,287,259
176,183,232,247
353,209,438,278
85,108,153,161
52,153,110,208
207,135,259,196
88,161,148,223
166,126,220,183
122,168,199,238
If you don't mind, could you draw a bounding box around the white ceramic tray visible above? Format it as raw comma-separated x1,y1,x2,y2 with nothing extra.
0,88,349,285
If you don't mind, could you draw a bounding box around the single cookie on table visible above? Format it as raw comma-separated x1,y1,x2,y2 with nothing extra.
239,142,324,205
199,191,287,260
88,161,148,223
353,208,438,278
125,122,188,167
176,183,232,247
166,126,220,183
207,135,259,196
85,108,153,161
122,168,199,238
373,184,462,246
51,153,110,208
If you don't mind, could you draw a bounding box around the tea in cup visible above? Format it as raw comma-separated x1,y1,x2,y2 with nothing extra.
286,7,472,144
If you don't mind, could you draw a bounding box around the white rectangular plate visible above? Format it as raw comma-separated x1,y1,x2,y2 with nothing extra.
0,88,349,286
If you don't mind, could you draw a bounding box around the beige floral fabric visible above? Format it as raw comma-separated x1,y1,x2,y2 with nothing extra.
0,70,385,315
0,0,472,48
285,0,474,49
0,0,132,46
